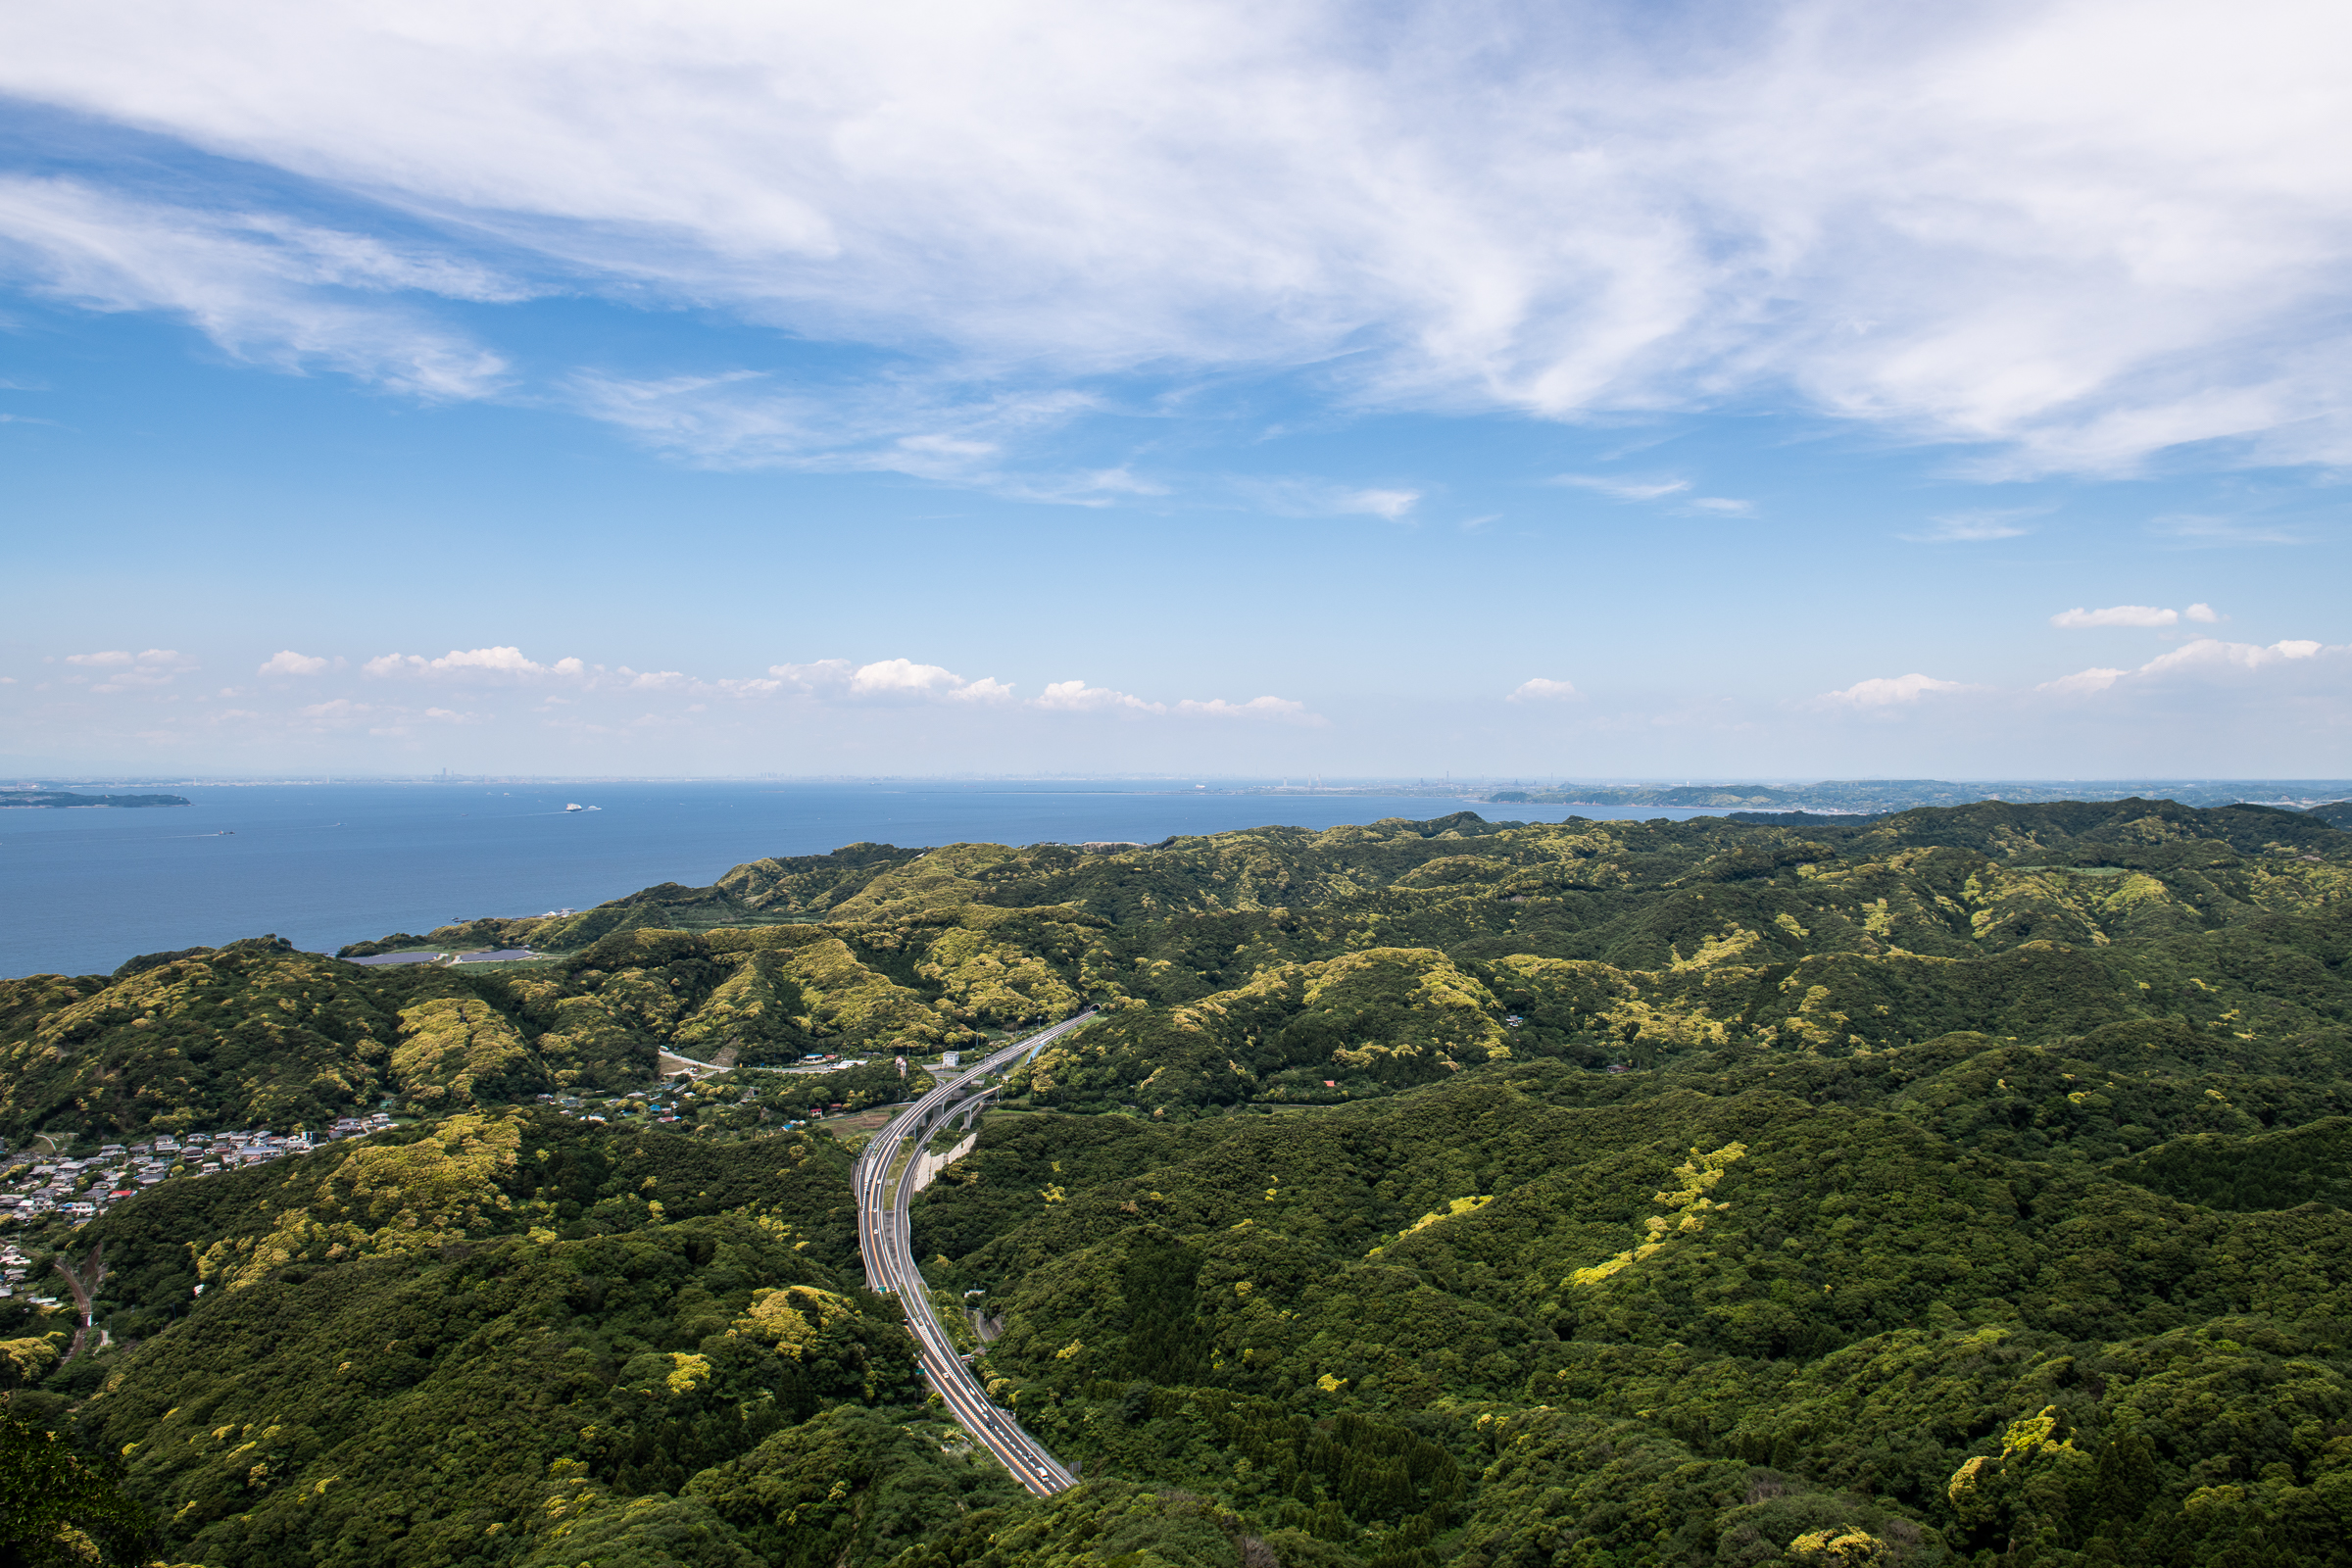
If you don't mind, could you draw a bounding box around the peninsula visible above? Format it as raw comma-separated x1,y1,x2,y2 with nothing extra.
0,791,192,808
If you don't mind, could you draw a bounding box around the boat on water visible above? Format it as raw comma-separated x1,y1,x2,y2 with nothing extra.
565,803,583,812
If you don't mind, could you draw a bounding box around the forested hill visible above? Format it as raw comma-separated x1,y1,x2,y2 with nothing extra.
0,790,191,808
12,797,2347,1139
6,798,2352,1567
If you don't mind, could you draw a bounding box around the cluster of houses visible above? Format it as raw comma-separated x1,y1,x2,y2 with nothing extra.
0,1242,36,1302
530,1090,829,1132
0,1112,398,1228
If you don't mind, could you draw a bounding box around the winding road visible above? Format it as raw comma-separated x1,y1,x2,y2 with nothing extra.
854,1013,1093,1495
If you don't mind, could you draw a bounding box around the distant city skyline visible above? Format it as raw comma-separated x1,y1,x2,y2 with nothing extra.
4,2,2348,778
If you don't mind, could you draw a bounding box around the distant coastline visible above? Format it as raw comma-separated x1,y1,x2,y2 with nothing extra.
0,791,193,809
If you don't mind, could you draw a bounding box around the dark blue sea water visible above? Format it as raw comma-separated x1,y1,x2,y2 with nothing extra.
0,782,1733,979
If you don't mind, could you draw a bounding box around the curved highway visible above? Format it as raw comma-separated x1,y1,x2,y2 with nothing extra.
855,1013,1092,1495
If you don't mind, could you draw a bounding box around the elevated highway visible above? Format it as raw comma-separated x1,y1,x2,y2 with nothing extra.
853,1013,1092,1495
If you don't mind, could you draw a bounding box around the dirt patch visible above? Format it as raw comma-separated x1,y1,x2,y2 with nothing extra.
813,1107,896,1149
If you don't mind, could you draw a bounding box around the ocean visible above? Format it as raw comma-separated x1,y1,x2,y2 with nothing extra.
0,781,1735,979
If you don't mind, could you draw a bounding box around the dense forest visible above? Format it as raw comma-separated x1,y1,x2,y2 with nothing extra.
5,798,2352,1566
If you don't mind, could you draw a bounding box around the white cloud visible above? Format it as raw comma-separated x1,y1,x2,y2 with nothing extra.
258,649,330,675
0,176,511,398
1507,677,1581,703
10,3,2350,472
1344,489,1420,521
1554,475,1690,502
64,648,196,689
2050,605,2179,628
1171,695,1319,722
1905,509,2039,543
767,660,855,691
952,676,1018,704
2036,666,2128,696
2152,514,2309,547
295,698,373,726
1818,673,1965,707
363,646,587,678
565,371,1133,496
2033,636,2335,700
1234,478,1424,520
2135,637,2324,676
835,659,1011,702
750,657,1016,704
1033,679,1160,713
760,659,1298,716
2184,602,2222,622
848,659,967,698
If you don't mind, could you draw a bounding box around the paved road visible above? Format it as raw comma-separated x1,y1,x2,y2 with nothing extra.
855,1013,1093,1496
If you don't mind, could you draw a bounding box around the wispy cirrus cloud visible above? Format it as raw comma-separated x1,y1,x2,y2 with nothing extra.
1553,474,1690,502
1552,474,1749,514
1226,477,1422,520
0,176,512,398
1903,508,2041,543
2151,514,2312,548
8,3,2352,476
564,370,1157,500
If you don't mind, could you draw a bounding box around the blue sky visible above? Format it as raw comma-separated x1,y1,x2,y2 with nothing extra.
3,0,2348,780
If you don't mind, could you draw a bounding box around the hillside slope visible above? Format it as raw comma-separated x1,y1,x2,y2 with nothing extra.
5,799,2352,1567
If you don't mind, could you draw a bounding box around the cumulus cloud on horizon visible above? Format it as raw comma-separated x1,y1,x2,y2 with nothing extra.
4,1,2352,478
325,645,1320,722
1032,680,1321,722
2049,603,2228,629
258,650,332,675
60,648,197,690
2037,637,2332,697
364,646,589,679
1817,673,1968,708
2051,605,2180,628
